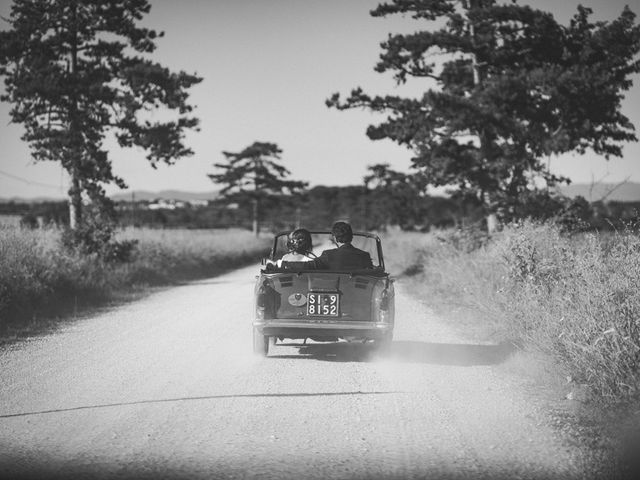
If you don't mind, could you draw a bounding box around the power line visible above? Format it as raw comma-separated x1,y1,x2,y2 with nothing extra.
0,168,64,190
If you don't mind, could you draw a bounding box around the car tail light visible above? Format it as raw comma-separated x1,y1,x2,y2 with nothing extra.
374,286,389,323
379,289,390,311
378,292,391,323
374,279,394,324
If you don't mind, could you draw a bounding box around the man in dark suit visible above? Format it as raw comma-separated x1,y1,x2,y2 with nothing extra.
282,221,373,271
316,221,373,270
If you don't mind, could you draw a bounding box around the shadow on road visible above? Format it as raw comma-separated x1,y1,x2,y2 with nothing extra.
0,391,402,419
272,340,516,366
285,342,377,362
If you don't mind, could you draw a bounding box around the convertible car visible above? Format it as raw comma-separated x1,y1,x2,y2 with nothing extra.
252,231,395,356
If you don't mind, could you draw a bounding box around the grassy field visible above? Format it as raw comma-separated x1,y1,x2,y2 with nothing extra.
0,226,271,335
382,223,640,406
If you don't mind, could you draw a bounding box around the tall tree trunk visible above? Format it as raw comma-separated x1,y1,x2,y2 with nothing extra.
467,3,498,234
68,2,82,230
68,169,82,230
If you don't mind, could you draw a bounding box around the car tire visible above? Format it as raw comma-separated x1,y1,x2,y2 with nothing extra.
253,328,269,356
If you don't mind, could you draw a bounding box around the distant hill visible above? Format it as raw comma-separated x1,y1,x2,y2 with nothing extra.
2,184,639,204
556,182,640,202
0,195,67,203
110,190,220,202
109,184,640,203
0,190,220,203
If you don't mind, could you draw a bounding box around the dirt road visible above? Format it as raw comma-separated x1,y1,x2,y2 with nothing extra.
0,264,593,479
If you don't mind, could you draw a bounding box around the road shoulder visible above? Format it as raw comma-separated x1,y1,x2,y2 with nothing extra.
396,276,623,479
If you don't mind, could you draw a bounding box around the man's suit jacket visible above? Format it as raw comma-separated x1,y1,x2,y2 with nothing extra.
283,243,373,271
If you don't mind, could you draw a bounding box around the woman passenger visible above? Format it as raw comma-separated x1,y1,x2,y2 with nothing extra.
266,228,316,268
281,228,316,262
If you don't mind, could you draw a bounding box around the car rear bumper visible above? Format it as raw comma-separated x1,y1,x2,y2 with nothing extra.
253,319,392,340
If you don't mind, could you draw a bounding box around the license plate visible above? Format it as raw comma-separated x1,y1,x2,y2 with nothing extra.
307,293,339,317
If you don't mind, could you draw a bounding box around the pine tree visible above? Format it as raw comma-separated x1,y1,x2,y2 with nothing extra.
0,0,202,231
209,142,307,236
328,0,640,229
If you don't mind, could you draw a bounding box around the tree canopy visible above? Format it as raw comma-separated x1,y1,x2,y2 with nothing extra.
328,0,640,218
364,163,427,229
0,0,202,230
209,141,307,235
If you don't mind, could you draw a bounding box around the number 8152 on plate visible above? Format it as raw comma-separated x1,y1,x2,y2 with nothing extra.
307,293,339,316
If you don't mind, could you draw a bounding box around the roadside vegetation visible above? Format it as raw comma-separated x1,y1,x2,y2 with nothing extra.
383,222,640,407
0,226,270,337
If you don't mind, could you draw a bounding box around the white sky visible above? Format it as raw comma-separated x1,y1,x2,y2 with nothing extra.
0,0,639,200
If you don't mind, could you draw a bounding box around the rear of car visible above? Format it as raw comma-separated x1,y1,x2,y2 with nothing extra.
252,231,395,356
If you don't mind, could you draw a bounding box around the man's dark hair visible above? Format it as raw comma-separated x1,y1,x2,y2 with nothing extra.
332,221,353,243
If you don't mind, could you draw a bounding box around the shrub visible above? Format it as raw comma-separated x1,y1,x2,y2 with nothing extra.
498,191,593,232
384,222,640,404
20,213,39,229
495,223,640,400
0,226,270,331
0,226,116,323
434,225,489,253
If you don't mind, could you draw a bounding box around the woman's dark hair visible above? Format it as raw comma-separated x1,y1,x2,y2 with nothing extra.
286,228,312,254
332,221,353,243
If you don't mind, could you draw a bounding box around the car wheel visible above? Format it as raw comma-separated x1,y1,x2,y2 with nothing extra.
253,328,269,356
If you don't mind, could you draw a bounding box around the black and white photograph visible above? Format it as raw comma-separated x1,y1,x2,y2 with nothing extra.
1,0,639,478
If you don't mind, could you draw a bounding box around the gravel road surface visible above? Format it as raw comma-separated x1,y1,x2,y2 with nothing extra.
0,264,593,479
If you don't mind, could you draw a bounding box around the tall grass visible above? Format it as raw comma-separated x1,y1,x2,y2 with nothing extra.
496,223,640,401
116,228,271,284
384,223,640,404
0,226,270,331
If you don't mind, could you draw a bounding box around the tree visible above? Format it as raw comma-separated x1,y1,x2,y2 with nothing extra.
364,163,426,229
328,0,640,230
0,0,202,231
209,142,307,236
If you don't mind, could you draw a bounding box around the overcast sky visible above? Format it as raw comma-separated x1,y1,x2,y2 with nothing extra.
0,0,639,199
